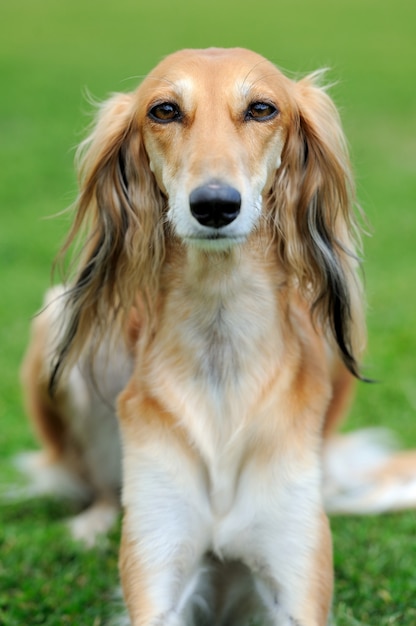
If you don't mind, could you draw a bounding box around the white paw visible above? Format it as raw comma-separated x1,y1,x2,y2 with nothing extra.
67,499,119,547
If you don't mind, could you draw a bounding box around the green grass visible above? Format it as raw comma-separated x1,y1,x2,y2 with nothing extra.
1,0,415,623
1,499,121,625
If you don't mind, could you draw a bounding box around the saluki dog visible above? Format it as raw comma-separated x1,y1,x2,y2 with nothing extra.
20,48,416,626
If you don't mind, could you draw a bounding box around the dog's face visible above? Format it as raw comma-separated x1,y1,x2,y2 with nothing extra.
135,48,295,249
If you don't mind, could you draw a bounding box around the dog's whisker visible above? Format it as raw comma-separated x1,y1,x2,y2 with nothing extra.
241,58,270,92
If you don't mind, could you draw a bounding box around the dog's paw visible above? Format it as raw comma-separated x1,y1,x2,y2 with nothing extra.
67,499,119,547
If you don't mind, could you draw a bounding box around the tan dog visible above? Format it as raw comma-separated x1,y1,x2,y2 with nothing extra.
20,48,416,625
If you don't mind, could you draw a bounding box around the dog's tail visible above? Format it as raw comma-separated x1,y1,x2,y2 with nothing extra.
323,429,416,514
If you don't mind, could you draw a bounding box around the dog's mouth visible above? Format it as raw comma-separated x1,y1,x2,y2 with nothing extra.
202,232,225,240
184,232,246,250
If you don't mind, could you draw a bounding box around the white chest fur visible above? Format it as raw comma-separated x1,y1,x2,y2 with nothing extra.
144,248,285,515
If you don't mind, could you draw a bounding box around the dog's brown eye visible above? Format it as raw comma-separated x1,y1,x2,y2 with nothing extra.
149,102,182,123
245,102,278,122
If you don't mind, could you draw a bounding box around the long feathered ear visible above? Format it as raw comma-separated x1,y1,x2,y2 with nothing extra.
50,92,166,391
269,71,366,378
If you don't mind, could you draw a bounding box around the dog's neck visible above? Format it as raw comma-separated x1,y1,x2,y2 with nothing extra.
145,238,286,410
164,233,285,301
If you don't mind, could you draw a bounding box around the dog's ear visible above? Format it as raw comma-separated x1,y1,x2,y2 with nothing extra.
51,92,165,390
269,73,366,377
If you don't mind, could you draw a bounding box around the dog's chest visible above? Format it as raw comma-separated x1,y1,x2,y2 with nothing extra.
146,269,283,514
156,274,279,410
187,305,246,389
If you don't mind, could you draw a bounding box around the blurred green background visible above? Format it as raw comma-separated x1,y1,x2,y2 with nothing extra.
1,1,415,624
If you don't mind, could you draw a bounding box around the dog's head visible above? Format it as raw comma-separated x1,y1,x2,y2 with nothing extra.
137,48,294,249
51,48,365,388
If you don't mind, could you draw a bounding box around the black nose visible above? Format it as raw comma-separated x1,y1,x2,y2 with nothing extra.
189,182,241,228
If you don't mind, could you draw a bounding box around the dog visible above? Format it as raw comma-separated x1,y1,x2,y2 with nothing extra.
19,48,416,625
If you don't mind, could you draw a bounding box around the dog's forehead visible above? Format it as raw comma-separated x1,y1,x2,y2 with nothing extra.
154,47,272,73
139,48,289,101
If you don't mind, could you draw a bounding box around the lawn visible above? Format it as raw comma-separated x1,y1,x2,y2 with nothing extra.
1,0,415,624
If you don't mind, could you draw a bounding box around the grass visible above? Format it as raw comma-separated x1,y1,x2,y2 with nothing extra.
1,0,415,623
1,499,120,625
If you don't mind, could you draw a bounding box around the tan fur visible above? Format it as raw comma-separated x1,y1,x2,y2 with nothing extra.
20,286,129,545
116,238,334,624
21,305,67,463
21,48,374,624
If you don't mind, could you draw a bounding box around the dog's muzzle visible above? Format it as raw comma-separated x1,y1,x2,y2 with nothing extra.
189,181,241,229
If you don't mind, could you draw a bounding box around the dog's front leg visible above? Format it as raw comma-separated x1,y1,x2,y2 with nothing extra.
223,461,333,626
253,492,333,626
118,390,211,626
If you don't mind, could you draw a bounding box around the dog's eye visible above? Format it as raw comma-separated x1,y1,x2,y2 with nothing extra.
148,102,182,123
245,102,278,122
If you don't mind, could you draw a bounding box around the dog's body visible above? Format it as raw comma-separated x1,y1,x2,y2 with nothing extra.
20,285,130,543
19,48,416,625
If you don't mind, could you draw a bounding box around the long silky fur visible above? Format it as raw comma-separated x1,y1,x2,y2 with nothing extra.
50,94,167,392
268,70,365,378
